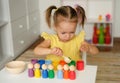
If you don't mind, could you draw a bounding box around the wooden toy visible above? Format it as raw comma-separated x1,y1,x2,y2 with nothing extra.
99,24,104,44
105,33,111,44
31,59,38,64
99,33,104,44
63,64,69,79
52,61,59,70
42,64,48,78
62,56,71,63
68,60,76,66
76,60,84,70
5,61,26,74
59,60,66,67
93,23,98,44
34,63,41,78
105,24,111,44
106,14,111,21
38,60,45,69
48,64,55,79
98,15,102,21
28,63,34,77
45,60,52,65
57,64,63,79
69,65,76,80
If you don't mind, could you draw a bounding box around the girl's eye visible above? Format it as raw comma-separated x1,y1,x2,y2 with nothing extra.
61,32,66,34
71,32,75,34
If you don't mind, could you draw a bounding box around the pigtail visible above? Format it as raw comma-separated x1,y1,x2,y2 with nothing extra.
75,5,86,28
46,5,57,28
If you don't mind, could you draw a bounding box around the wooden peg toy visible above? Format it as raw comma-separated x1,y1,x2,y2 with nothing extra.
34,63,41,78
57,64,63,79
28,63,34,77
42,64,48,78
63,64,69,79
62,55,71,63
59,60,66,67
69,65,76,80
76,60,84,70
48,64,55,79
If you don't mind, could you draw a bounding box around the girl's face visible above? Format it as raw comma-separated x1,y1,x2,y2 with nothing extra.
55,21,77,42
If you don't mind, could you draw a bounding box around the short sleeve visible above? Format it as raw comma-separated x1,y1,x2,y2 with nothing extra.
76,30,86,45
41,32,51,40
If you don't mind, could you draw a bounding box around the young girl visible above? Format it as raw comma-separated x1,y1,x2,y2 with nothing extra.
34,5,99,62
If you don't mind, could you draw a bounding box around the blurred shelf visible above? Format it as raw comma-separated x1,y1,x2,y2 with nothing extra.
86,19,113,24
0,21,8,27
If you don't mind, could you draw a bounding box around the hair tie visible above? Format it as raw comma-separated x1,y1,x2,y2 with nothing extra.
51,9,57,16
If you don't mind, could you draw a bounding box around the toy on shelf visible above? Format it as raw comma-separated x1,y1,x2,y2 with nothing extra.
28,63,34,77
98,15,102,21
106,14,111,21
92,23,99,44
48,64,55,79
34,63,41,78
57,64,63,79
105,23,111,44
92,23,111,45
69,65,76,80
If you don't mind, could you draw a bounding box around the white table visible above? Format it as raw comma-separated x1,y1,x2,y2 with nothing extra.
0,65,97,83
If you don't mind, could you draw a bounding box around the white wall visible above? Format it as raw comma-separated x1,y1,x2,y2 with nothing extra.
39,0,61,34
114,0,120,37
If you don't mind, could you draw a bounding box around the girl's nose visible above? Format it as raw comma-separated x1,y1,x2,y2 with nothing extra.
66,34,70,39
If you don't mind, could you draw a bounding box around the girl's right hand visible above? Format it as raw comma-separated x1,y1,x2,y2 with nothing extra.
51,47,63,56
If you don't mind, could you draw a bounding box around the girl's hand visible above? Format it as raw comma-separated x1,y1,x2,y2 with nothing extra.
80,41,90,52
51,47,63,56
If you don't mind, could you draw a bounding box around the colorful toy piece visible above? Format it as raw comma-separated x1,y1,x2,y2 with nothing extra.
57,64,63,79
52,61,59,70
62,55,71,63
42,64,48,78
48,64,55,79
98,15,102,21
45,60,52,65
76,60,84,70
38,60,45,69
34,63,41,78
59,60,66,67
31,59,38,64
27,58,85,79
63,64,69,79
28,63,34,77
68,60,76,66
69,65,76,80
106,14,111,21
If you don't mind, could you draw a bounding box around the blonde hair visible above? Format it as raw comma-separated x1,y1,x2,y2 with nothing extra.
45,5,86,28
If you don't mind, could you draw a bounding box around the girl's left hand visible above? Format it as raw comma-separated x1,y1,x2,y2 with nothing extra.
80,41,90,52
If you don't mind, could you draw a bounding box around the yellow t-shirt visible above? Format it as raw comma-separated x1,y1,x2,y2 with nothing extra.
41,30,85,62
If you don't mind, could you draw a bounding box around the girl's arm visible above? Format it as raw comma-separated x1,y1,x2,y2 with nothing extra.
80,41,99,55
34,40,51,56
34,40,63,56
